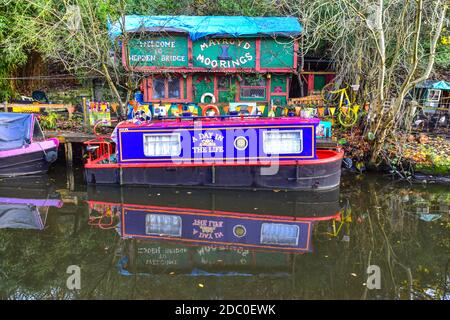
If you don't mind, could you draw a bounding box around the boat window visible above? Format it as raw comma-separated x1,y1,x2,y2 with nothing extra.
143,133,181,157
260,223,299,246
263,130,303,154
32,119,45,141
145,214,182,237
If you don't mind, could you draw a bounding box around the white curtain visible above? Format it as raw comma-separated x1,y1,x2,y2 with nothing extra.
264,131,302,154
144,134,180,156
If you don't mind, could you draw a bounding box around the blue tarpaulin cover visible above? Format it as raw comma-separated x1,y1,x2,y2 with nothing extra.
108,15,302,41
0,204,43,230
0,113,33,151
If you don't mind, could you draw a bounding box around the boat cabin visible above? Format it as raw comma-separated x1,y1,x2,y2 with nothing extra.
85,115,343,189
114,117,319,165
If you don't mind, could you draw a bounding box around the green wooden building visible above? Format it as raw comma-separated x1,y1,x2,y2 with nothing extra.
110,16,302,112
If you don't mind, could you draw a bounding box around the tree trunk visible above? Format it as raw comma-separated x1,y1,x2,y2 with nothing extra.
102,63,125,118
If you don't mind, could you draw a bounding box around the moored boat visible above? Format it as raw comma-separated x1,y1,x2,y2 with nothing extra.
0,113,59,177
84,116,343,190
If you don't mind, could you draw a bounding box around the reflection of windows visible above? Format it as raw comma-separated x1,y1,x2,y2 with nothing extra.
143,133,181,157
263,130,303,154
145,214,182,237
260,223,299,246
240,77,266,99
152,77,181,99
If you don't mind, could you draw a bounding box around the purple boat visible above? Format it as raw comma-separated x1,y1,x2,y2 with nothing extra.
0,113,59,177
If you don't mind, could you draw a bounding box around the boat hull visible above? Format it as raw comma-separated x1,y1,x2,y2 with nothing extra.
85,149,343,190
0,142,59,177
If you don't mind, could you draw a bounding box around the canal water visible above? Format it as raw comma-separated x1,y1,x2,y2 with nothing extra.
0,164,448,300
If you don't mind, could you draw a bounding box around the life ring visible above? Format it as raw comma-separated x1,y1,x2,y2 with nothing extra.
45,151,58,163
202,105,220,116
200,92,216,104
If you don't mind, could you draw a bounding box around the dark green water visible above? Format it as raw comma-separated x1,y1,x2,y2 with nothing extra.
0,165,448,300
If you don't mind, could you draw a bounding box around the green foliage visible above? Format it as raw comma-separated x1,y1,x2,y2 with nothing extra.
0,2,30,100
125,0,277,16
38,112,60,130
226,83,237,102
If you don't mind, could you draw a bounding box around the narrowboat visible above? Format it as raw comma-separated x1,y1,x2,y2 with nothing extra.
0,113,59,177
84,116,343,190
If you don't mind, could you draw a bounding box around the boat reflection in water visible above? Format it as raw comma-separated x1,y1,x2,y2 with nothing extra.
87,186,342,276
0,176,63,230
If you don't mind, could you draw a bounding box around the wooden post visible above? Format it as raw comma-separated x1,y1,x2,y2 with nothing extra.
82,97,89,133
65,142,73,167
66,165,75,191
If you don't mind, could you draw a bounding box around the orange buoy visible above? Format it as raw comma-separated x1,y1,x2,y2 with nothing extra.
202,105,220,116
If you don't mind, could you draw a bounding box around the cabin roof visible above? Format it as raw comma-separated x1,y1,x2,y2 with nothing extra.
116,117,319,129
416,80,450,90
108,15,302,41
0,113,34,151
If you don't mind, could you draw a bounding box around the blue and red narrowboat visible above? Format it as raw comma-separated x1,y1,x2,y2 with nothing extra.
84,116,343,190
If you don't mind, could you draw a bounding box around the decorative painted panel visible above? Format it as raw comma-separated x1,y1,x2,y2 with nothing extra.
192,38,256,69
127,35,189,68
260,38,294,68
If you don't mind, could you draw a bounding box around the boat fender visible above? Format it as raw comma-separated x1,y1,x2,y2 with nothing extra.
342,157,353,169
45,151,58,163
202,105,220,116
200,92,216,104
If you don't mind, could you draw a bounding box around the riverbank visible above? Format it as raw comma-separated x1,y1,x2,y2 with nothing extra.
334,128,450,184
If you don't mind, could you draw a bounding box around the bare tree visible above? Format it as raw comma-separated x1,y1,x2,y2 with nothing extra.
280,0,448,164
3,0,148,116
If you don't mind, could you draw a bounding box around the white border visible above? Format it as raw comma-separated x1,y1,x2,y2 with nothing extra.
143,132,182,157
233,136,249,150
233,224,247,238
262,129,303,154
260,223,300,246
145,213,182,237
